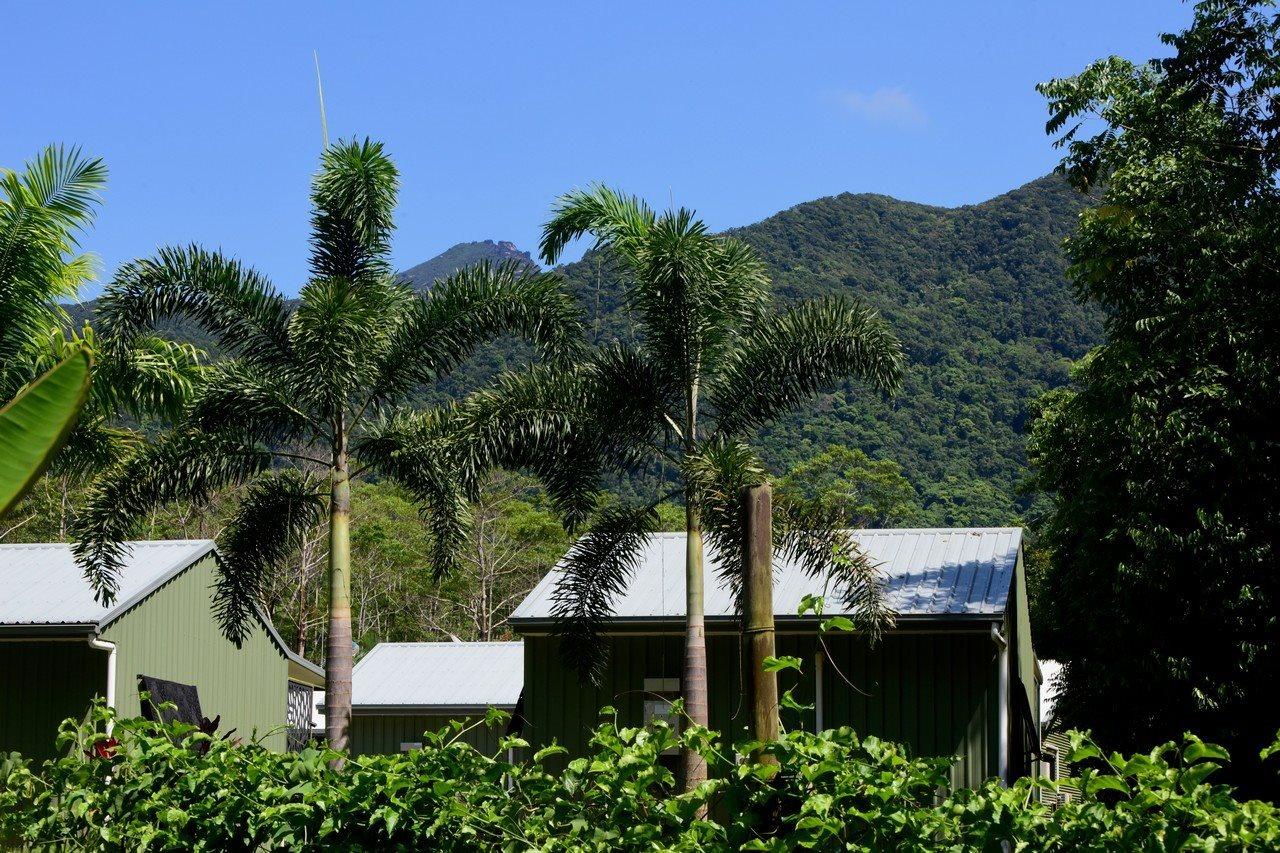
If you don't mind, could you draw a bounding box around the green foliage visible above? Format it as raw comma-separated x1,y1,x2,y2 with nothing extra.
777,444,923,527
551,176,1097,518
0,145,105,398
0,348,91,517
3,703,1277,851
1028,0,1280,796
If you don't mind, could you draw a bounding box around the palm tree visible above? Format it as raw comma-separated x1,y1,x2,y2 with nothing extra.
475,186,905,788
73,139,582,749
0,145,104,396
1,145,200,503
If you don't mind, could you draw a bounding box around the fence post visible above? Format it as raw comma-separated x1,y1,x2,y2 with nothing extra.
742,483,779,759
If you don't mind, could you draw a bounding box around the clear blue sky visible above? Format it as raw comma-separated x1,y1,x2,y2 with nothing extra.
3,1,1192,297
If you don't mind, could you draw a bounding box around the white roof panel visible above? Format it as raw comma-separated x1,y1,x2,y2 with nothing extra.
0,540,215,628
351,641,523,709
511,528,1022,623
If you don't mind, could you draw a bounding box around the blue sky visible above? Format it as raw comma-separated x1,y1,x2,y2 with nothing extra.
3,1,1192,297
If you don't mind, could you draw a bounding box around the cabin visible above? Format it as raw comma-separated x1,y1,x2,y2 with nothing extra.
0,540,323,759
349,641,523,756
510,527,1040,788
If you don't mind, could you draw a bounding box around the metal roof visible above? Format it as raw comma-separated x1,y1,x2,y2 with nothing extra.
0,540,216,629
352,642,524,710
510,527,1022,624
0,540,325,680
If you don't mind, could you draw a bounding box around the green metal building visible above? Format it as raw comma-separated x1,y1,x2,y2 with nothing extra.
0,540,323,760
510,527,1041,789
349,641,523,756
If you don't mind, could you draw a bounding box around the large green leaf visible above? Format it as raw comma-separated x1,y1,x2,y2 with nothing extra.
0,348,91,517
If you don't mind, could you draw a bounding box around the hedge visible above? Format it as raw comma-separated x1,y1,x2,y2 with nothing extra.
2,702,1277,851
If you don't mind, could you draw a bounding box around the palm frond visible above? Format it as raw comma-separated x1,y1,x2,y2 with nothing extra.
308,138,398,285
51,416,143,480
215,471,325,645
187,360,316,446
0,146,105,390
708,295,905,436
774,494,894,642
290,275,407,411
96,245,293,372
682,438,768,610
539,184,654,266
551,502,661,683
374,260,584,398
354,409,474,578
71,430,273,603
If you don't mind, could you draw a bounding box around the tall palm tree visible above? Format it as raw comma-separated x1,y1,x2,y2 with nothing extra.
73,139,582,749
473,186,905,788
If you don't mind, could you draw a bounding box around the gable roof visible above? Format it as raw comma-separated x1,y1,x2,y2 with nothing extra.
352,642,523,711
0,540,323,682
0,540,216,629
510,527,1022,626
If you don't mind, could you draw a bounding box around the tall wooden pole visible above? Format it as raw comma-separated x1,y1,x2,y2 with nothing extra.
742,483,779,759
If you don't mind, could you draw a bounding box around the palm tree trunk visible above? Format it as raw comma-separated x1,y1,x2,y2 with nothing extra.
325,436,353,752
681,374,709,791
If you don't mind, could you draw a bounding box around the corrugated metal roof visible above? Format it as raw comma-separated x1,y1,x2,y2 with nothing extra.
352,642,524,709
0,540,216,628
510,527,1022,623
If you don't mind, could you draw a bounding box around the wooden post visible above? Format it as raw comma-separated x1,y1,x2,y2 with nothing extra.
742,483,780,759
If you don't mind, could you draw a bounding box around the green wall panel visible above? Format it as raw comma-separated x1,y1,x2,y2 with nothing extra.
350,714,509,756
523,629,1002,788
102,554,289,751
0,640,105,761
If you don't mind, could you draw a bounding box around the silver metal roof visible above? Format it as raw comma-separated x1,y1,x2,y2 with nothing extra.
352,642,524,710
0,540,216,628
510,527,1022,624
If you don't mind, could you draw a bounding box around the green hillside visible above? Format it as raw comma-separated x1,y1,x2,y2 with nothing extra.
553,175,1098,522
68,177,1096,525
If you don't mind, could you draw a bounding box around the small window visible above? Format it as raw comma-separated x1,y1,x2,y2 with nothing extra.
1041,746,1059,782
643,677,681,757
400,741,423,752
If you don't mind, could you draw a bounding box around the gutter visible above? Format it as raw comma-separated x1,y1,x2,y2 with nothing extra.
990,623,1009,785
87,635,117,734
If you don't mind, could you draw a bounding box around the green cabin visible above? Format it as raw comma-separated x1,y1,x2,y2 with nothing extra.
510,527,1040,789
349,641,522,756
0,540,324,760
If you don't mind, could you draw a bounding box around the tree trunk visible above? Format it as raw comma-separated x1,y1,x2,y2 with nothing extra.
681,372,709,792
742,483,779,758
325,439,353,752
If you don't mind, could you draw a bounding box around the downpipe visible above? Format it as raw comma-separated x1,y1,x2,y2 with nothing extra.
87,636,117,734
990,624,1009,785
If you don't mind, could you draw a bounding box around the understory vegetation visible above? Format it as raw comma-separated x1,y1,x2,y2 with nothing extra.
2,706,1277,851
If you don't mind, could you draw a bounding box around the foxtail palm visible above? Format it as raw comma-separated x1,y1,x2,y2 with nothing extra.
483,186,904,788
73,139,581,749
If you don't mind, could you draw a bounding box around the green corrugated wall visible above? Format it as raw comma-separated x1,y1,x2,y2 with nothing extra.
350,713,509,756
0,640,105,761
102,553,289,750
522,630,1000,789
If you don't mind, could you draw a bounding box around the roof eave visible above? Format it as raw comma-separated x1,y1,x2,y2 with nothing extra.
350,704,518,716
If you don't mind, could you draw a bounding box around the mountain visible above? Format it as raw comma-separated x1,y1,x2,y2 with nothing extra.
548,175,1099,522
398,240,537,291
69,176,1098,524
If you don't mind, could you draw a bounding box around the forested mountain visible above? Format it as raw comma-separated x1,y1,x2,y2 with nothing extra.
397,239,536,291
68,175,1096,525
552,175,1099,522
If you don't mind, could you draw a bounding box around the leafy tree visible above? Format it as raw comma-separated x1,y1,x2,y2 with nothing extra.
777,445,923,528
72,139,581,749
474,186,903,789
1028,0,1280,795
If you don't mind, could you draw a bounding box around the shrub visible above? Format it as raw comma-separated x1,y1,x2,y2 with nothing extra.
2,703,1277,851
